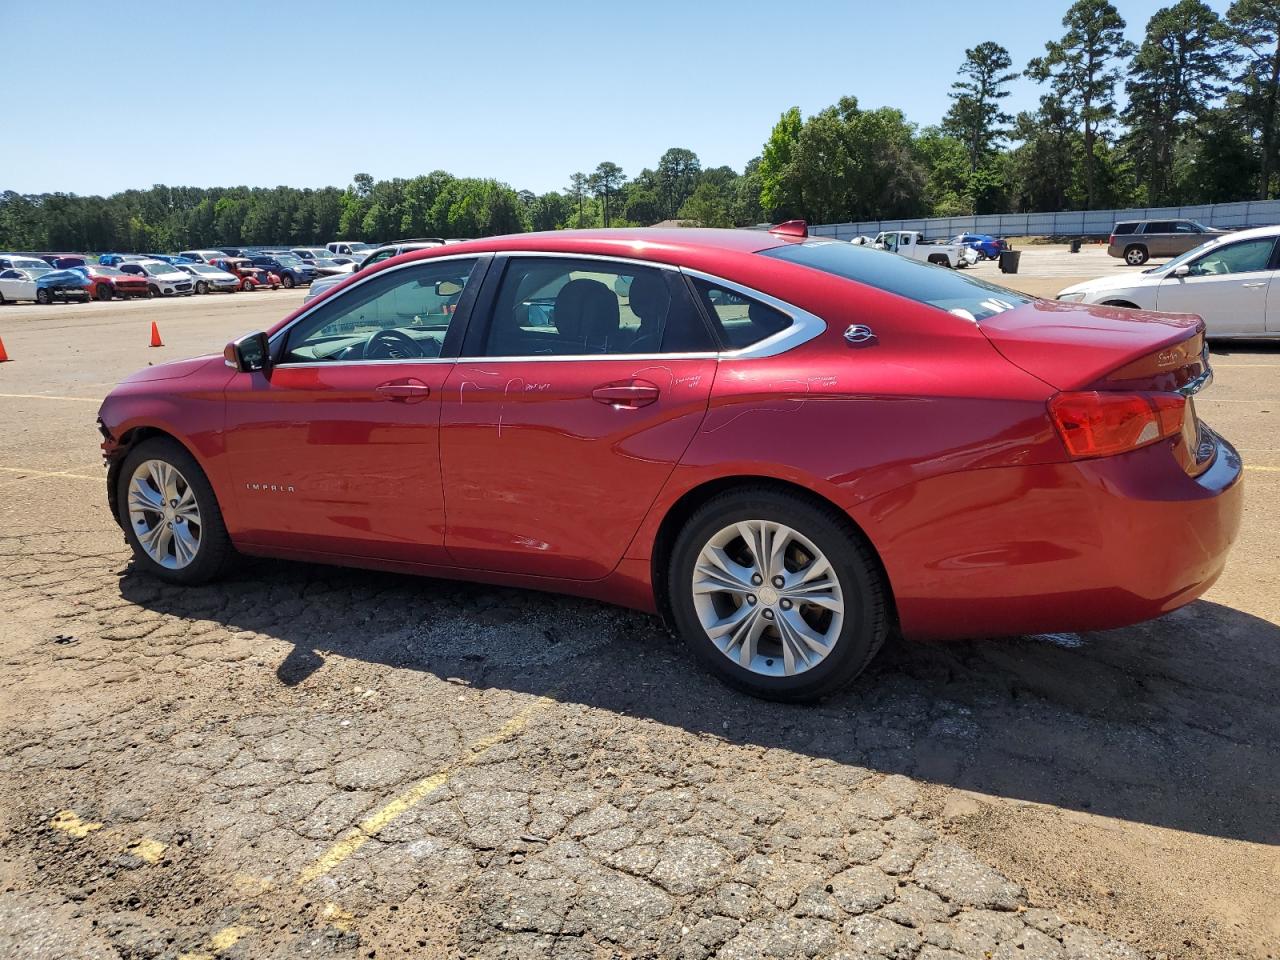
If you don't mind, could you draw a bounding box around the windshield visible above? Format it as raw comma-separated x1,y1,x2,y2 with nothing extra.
348,243,373,252
761,240,1031,322
189,264,223,274
274,255,303,266
12,258,49,270
95,266,126,277
143,263,174,276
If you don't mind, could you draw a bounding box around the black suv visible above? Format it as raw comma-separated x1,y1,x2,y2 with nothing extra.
248,253,316,289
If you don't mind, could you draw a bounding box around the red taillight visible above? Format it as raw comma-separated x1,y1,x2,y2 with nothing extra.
1048,391,1186,459
1108,234,1116,246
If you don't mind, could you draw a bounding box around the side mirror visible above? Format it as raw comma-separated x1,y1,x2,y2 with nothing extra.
1172,265,1190,278
224,331,271,373
433,279,463,296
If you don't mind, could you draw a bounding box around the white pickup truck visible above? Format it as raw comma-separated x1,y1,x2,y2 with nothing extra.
872,231,976,269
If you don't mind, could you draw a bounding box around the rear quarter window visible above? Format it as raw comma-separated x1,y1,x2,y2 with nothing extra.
1112,223,1138,235
760,240,1029,323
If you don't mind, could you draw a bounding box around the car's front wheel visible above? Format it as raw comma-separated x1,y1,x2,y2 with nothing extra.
116,437,233,584
36,288,52,305
95,283,113,301
281,274,295,289
195,281,208,295
668,488,889,702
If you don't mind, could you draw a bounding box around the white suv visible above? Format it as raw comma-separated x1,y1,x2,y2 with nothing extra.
119,259,195,297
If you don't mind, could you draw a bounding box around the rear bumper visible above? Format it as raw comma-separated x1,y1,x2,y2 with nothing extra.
861,426,1244,641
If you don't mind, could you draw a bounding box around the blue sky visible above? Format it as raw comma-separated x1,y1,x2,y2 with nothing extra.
2,0,1230,197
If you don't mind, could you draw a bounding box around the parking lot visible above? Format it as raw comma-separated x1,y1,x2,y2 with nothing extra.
0,248,1276,960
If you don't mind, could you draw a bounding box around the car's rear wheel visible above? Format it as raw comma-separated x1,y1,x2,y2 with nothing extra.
116,438,233,585
36,288,51,305
282,274,295,289
1124,244,1149,266
95,283,112,301
668,488,889,702
195,281,208,295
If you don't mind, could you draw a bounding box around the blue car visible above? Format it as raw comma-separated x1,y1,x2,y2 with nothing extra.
144,253,196,265
35,268,94,304
952,233,1005,260
248,252,316,289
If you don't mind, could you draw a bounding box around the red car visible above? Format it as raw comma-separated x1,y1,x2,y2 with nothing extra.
79,264,150,301
97,225,1242,700
213,257,280,291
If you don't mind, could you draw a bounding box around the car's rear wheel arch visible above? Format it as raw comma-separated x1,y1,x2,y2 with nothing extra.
650,476,896,631
1100,299,1141,309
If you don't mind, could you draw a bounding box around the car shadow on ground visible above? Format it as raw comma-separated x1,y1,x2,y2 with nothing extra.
119,559,1279,846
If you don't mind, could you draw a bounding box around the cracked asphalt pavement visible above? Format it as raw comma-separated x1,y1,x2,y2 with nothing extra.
1,277,1277,960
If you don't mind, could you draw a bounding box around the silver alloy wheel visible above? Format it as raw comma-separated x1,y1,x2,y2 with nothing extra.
691,520,845,677
127,459,202,569
1125,247,1146,265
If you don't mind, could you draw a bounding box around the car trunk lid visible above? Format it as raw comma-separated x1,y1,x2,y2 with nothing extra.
982,300,1213,474
980,299,1207,392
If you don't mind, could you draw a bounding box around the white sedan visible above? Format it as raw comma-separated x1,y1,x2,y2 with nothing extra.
1057,224,1279,339
0,268,39,303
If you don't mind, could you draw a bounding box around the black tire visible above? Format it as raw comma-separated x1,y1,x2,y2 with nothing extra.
282,273,295,289
0,290,6,305
115,437,234,585
95,283,113,301
241,278,253,291
147,284,159,298
36,288,52,304
668,487,889,702
195,281,208,295
1124,244,1149,266
927,254,950,267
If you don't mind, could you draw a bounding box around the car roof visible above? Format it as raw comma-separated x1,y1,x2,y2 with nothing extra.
401,228,787,261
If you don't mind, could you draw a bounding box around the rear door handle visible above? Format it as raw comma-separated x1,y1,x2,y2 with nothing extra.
592,380,660,408
375,378,431,401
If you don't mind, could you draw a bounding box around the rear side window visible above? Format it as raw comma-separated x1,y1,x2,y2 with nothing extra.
1145,221,1176,233
1112,223,1138,235
482,258,712,356
760,240,1029,323
688,278,792,348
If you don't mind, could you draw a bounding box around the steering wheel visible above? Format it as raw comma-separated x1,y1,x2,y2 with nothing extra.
364,328,427,360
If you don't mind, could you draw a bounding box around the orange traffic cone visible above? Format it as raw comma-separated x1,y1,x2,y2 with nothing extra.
0,337,9,362
149,322,163,348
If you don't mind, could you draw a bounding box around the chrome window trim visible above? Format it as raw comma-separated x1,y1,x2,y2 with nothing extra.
680,267,827,359
268,252,824,368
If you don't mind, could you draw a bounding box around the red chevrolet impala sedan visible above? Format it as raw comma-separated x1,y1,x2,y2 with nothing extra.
97,226,1243,700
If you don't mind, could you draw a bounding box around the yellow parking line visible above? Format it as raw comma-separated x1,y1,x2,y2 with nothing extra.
1245,464,1280,473
0,392,102,403
0,466,100,482
295,695,553,887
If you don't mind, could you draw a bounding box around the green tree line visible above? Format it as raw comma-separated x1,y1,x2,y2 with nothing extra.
2,0,1276,251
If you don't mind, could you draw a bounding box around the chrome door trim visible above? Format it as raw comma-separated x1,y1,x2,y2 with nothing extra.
267,252,827,368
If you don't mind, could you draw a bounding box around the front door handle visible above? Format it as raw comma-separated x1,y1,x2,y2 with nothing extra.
375,378,431,402
1241,281,1267,288
592,380,660,408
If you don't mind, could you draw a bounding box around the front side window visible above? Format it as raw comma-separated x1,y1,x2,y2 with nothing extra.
761,240,1030,323
482,258,712,357
1187,238,1276,276
282,258,477,363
